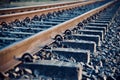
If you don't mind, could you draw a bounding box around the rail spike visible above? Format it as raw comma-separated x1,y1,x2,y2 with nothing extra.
0,0,119,79
1,22,8,28
20,53,34,63
54,34,63,41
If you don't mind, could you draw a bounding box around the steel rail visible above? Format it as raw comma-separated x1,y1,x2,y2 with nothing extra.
0,1,115,73
0,1,83,15
0,0,99,24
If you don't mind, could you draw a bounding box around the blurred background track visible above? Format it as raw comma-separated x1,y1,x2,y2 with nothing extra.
0,0,84,9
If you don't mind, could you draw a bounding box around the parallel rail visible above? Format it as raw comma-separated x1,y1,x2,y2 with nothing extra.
0,1,115,73
0,0,98,24
0,1,83,15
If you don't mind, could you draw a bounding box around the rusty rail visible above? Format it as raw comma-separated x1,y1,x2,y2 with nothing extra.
0,1,83,15
0,1,115,73
0,0,98,24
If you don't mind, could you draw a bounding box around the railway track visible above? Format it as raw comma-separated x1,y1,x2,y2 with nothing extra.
0,0,120,80
0,0,100,24
0,1,84,15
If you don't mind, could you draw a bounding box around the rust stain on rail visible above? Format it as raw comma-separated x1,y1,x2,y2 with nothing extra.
0,1,83,15
0,0,98,24
0,1,115,72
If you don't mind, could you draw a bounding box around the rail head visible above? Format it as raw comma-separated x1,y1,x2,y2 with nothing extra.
0,1,84,15
0,1,82,10
0,0,99,24
0,0,116,73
